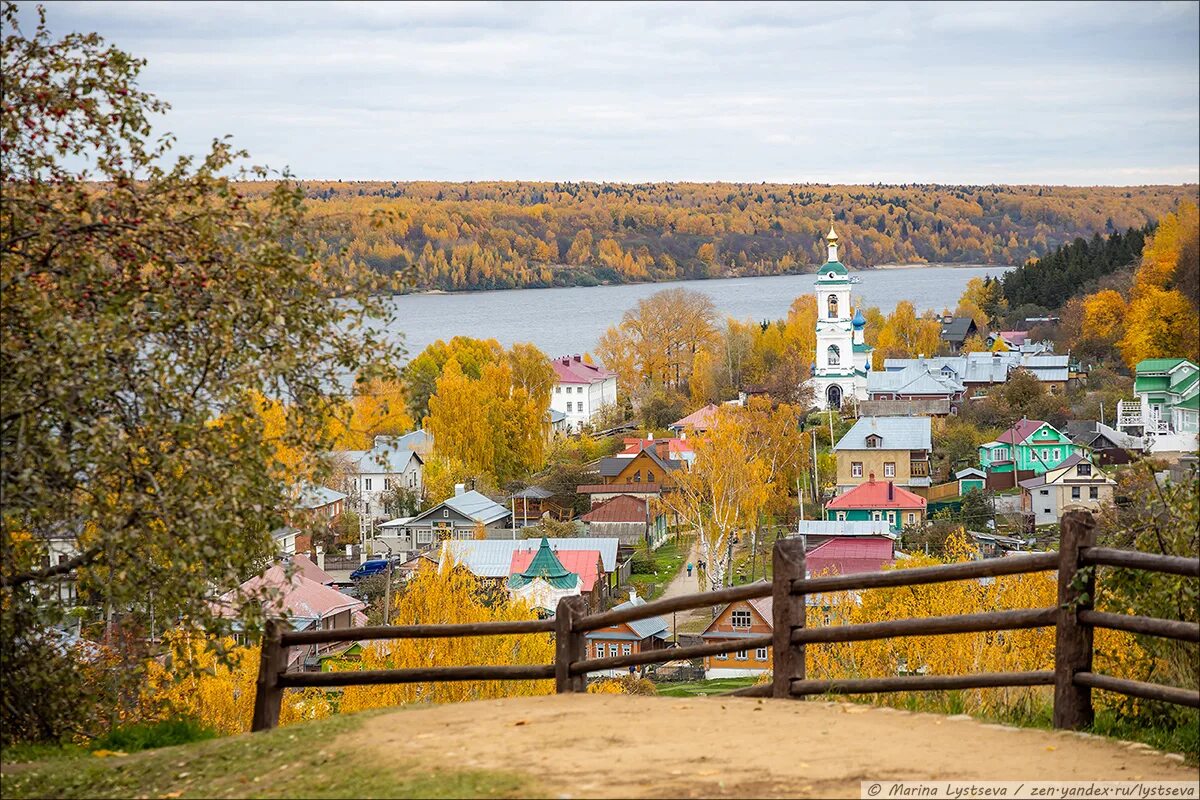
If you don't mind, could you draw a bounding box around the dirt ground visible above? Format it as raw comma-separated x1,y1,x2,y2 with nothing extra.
347,694,1197,798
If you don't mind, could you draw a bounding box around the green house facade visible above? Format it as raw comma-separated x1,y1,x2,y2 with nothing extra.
979,419,1084,476
1134,358,1199,434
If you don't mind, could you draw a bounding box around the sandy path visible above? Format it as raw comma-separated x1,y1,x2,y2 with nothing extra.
657,539,708,637
346,695,1196,798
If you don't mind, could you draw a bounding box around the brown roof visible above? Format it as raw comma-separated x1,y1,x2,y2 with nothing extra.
670,403,719,431
581,494,649,523
577,483,664,494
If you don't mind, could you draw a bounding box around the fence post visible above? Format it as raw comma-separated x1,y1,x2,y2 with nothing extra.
771,537,807,699
251,618,289,732
555,596,586,693
1053,510,1096,730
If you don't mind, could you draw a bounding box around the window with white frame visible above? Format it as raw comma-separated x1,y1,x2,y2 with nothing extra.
851,462,863,478
364,478,372,491
555,386,561,393
731,610,752,628
1077,463,1092,476
1053,447,1061,461
887,511,895,524
884,462,895,477
608,644,618,657
907,512,916,524
384,478,391,490
836,511,846,521
443,509,449,517
872,511,882,521
717,652,727,660
417,530,432,544
1071,487,1081,499
735,650,748,661
755,647,768,661
565,402,572,412
1089,487,1099,500
621,644,631,655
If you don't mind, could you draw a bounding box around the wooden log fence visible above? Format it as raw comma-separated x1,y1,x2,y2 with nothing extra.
251,510,1199,732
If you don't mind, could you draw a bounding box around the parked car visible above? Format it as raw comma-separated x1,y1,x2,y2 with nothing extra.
349,558,396,581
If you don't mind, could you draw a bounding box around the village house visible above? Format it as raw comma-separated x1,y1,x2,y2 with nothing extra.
509,486,574,527
703,535,896,678
509,538,607,611
864,362,964,413
979,419,1085,484
1067,421,1141,466
939,316,979,353
668,404,720,438
380,485,511,559
584,590,669,677
1020,453,1117,527
439,537,622,597
794,519,896,551
597,441,682,488
882,352,1071,399
506,537,586,615
824,476,926,531
580,494,668,550
214,560,365,671
550,355,618,432
1117,358,1199,439
333,430,429,538
833,416,933,493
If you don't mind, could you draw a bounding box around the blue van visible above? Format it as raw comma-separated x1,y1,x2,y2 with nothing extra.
349,559,393,581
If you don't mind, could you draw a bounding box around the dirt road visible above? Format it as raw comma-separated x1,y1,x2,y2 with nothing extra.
348,694,1196,798
658,539,708,637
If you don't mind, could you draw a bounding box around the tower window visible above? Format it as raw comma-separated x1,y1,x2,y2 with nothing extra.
827,294,839,319
827,345,841,367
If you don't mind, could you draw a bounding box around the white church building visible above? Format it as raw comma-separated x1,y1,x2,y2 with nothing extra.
809,224,872,410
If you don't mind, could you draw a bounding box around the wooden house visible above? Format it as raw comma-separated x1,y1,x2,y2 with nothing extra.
584,590,669,677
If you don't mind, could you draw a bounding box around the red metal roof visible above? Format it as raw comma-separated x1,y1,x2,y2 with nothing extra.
806,536,895,577
997,419,1049,445
581,494,648,523
825,479,926,510
670,403,719,431
552,356,613,384
509,547,603,591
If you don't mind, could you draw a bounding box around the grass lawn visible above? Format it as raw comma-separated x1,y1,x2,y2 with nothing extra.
0,709,536,799
656,677,759,697
627,534,693,601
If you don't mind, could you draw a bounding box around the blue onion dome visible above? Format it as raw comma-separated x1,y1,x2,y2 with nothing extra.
852,308,866,329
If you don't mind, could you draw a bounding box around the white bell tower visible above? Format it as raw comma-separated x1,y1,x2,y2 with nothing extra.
809,221,870,410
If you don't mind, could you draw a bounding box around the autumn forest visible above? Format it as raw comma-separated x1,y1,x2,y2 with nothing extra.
241,181,1197,292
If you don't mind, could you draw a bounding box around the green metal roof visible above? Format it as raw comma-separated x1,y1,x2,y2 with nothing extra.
1135,358,1190,374
852,342,873,353
507,537,579,591
1170,370,1198,393
1177,394,1200,411
816,260,849,277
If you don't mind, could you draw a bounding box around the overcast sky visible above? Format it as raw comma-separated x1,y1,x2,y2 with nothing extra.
28,1,1200,184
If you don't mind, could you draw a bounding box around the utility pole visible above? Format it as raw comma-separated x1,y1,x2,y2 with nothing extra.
383,561,394,625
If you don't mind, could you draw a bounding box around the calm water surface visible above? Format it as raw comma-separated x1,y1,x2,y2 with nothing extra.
383,265,1012,362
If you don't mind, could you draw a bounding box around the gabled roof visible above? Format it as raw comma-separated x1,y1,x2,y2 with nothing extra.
215,564,364,622
441,538,620,576
835,417,932,452
335,430,429,475
513,486,555,500
940,317,977,343
669,404,719,431
996,419,1054,445
866,363,963,396
1135,358,1192,375
825,479,926,510
552,356,614,384
405,490,510,527
955,467,987,479
592,595,668,640
806,536,895,577
511,547,602,592
581,494,648,524
598,446,679,477
296,483,348,510
507,538,578,590
289,554,336,585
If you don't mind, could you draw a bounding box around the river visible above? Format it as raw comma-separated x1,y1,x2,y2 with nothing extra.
382,264,1012,361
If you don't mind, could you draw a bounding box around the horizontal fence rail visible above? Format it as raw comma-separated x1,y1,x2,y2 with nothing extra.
1077,610,1200,643
278,664,555,688
249,510,1199,735
280,619,555,646
791,671,1057,697
789,608,1057,646
790,550,1059,595
1079,547,1200,578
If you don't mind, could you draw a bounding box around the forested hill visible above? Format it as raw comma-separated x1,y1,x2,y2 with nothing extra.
245,181,1196,292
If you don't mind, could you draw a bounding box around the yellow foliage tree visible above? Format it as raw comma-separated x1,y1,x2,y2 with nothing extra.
336,562,554,710
1135,201,1199,295
1118,286,1200,368
805,532,1149,717
1081,289,1127,343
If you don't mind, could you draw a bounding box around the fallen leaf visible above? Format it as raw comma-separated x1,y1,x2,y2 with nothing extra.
514,719,528,726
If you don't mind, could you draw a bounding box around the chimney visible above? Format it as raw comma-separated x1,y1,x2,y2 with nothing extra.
315,545,325,572
888,481,894,501
573,354,582,362
454,483,466,496
628,588,638,603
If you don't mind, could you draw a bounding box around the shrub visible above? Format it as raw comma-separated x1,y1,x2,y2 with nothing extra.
89,717,217,754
